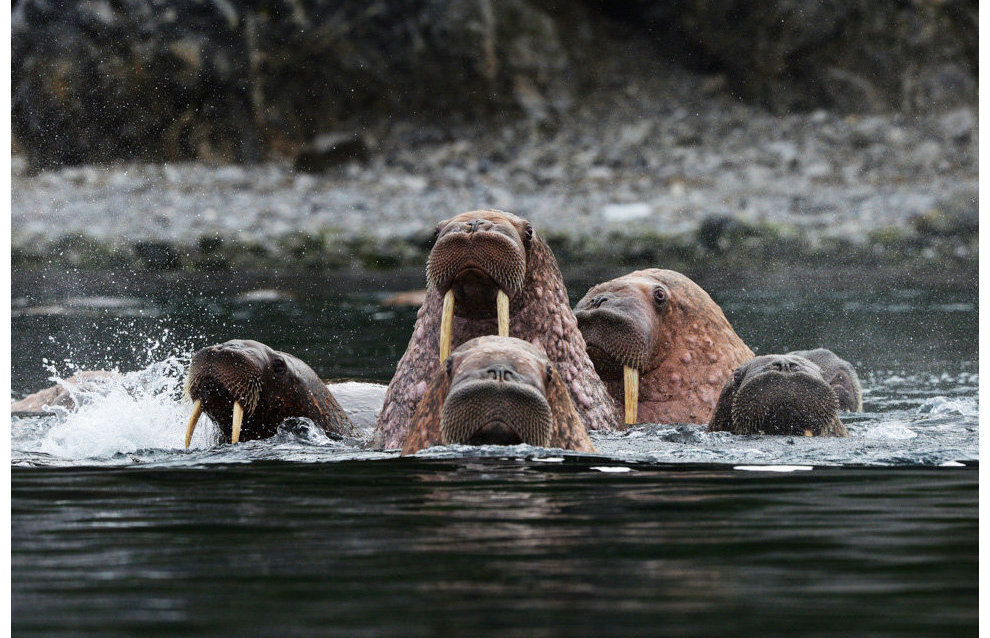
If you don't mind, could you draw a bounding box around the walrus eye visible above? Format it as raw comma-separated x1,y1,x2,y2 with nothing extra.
522,224,534,244
272,356,287,373
653,287,668,306
444,357,453,376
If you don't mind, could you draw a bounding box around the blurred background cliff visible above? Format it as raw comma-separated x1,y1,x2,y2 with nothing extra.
11,0,978,285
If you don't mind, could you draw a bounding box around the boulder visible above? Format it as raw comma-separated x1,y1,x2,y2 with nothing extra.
12,0,571,168
604,0,977,113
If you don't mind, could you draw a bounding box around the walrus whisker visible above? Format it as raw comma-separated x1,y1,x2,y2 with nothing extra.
440,289,455,362
231,401,244,444
623,366,638,425
185,399,202,449
496,289,510,337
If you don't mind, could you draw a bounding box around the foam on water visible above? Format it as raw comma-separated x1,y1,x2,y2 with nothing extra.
12,356,220,460
9,359,980,469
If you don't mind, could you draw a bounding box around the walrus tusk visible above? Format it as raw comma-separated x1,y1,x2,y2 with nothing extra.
497,289,509,337
185,399,202,449
623,366,638,425
231,401,244,444
440,289,455,362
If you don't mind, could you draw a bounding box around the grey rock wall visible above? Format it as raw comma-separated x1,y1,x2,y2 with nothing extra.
12,0,977,167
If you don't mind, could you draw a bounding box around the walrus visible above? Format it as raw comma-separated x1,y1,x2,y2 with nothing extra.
10,370,117,416
787,348,863,412
374,210,616,449
184,339,356,445
401,336,595,455
706,353,850,436
574,269,754,425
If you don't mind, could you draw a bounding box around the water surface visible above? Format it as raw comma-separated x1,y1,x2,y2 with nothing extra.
10,274,978,636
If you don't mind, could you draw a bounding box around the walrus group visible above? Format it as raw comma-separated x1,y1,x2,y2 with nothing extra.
16,210,863,453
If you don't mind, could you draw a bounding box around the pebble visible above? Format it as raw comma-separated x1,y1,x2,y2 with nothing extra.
10,99,976,261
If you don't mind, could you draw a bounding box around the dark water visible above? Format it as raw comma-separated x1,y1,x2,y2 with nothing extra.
12,461,978,638
10,272,979,636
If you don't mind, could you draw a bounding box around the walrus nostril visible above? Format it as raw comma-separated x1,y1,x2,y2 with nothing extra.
485,365,514,382
466,219,483,233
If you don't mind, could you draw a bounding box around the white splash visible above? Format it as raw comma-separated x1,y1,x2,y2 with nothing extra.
916,396,979,418
734,465,813,472
864,422,918,440
13,357,218,459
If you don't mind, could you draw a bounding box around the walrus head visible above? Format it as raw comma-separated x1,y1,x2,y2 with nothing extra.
373,211,618,451
184,339,353,446
426,210,534,358
787,348,863,412
707,354,849,437
401,336,595,455
574,269,753,425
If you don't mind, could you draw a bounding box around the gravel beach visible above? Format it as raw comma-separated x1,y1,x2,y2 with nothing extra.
12,57,977,283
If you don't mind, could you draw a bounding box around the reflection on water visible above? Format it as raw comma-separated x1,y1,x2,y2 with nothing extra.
12,460,977,637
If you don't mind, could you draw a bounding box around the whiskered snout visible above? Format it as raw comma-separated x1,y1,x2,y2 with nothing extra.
732,371,839,436
439,379,552,447
184,341,270,447
711,354,848,437
575,293,653,425
428,212,532,360
402,335,595,455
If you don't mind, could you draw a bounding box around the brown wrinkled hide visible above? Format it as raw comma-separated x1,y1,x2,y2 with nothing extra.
401,337,595,455
375,210,616,449
186,339,355,443
576,269,754,425
707,354,849,436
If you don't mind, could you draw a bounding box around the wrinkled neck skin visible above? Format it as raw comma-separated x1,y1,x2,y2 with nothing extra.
616,303,754,426
374,240,617,449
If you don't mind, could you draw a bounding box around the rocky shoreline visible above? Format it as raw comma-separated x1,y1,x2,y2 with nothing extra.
11,2,977,287
12,96,977,288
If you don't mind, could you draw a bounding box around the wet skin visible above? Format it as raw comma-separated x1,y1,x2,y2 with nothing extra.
707,353,849,436
401,336,595,455
185,339,354,445
575,269,753,425
375,209,617,450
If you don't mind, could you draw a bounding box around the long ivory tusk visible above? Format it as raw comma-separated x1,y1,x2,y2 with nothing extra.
231,401,244,444
185,399,202,449
623,366,639,425
496,290,509,337
440,289,455,362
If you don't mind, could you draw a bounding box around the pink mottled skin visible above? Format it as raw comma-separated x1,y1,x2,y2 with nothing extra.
575,269,754,425
373,210,617,450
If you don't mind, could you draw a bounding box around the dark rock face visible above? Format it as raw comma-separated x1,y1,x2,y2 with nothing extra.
12,0,570,168
605,0,977,113
12,1,977,167
13,0,260,168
